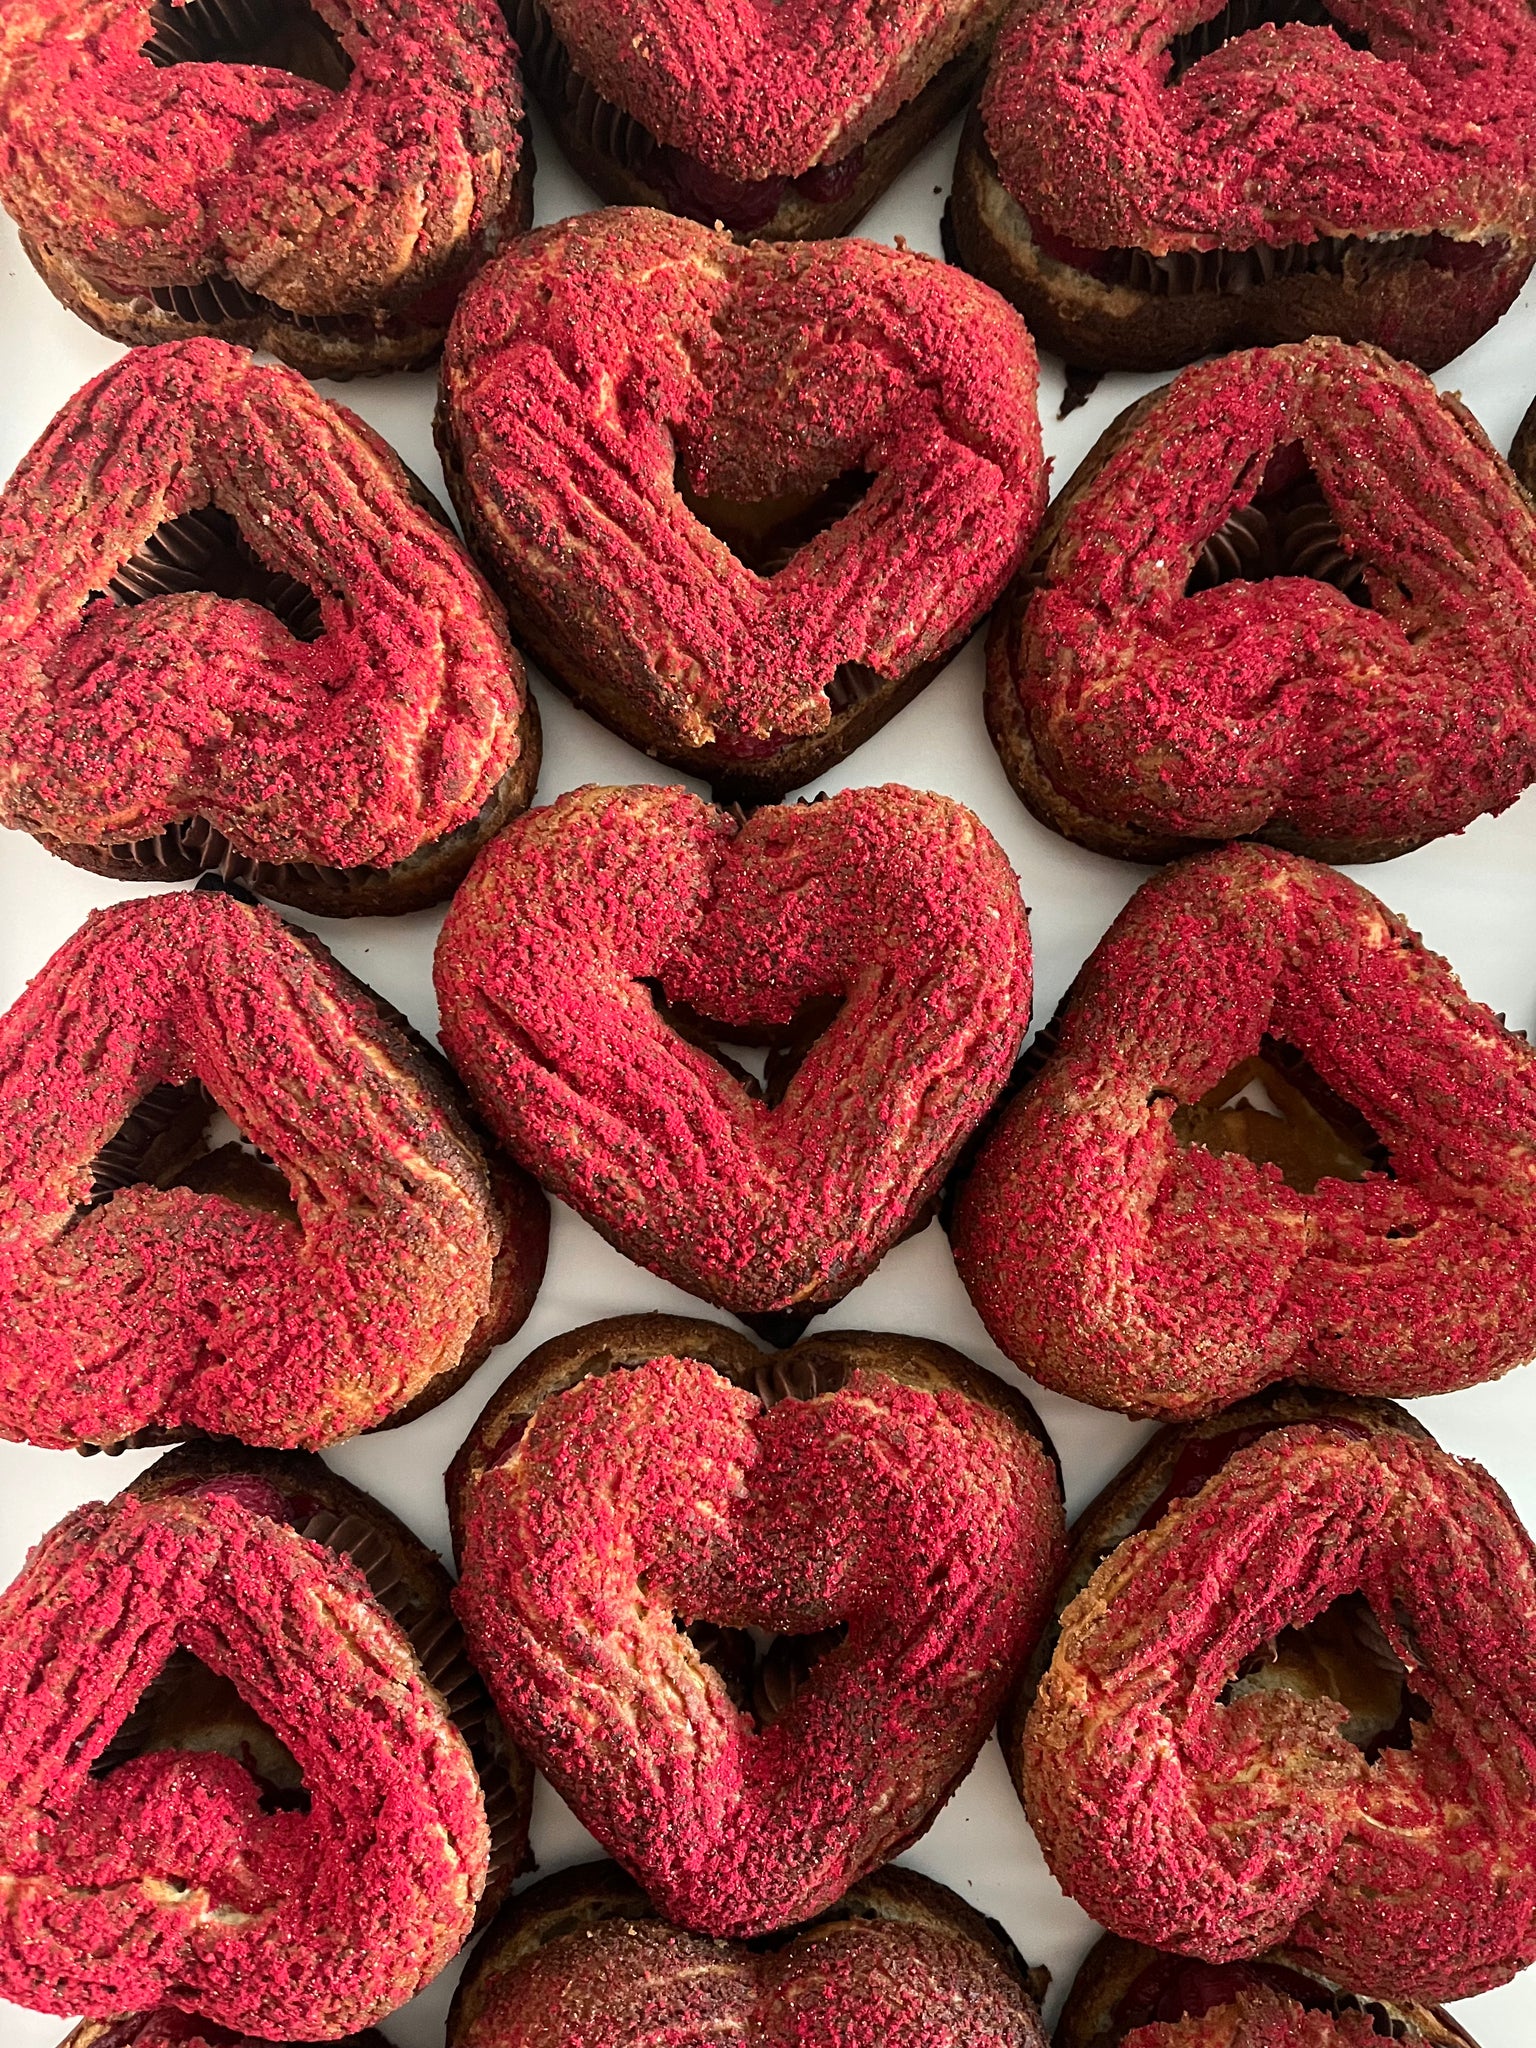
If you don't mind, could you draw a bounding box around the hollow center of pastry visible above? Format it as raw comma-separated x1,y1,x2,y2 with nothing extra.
1172,1035,1389,1193
83,1078,296,1221
1221,1591,1427,1758
673,451,875,580
642,981,846,1106
681,1618,849,1732
1165,0,1370,82
1185,447,1371,606
105,505,326,642
92,1646,311,1812
143,0,353,88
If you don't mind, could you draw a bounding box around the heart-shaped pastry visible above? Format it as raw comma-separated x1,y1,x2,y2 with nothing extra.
1016,1399,1536,2004
448,1314,1065,1936
449,1861,1051,2047
0,340,539,916
0,0,530,376
950,0,1536,369
511,0,1004,238
436,211,1045,798
0,883,547,1451
952,843,1536,1418
985,341,1536,864
0,1446,509,2037
1057,1930,1477,2048
435,783,1030,1316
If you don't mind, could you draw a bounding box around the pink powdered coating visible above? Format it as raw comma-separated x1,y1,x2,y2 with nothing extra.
440,210,1045,758
541,0,998,182
453,1353,1065,1936
982,0,1536,253
0,340,528,869
1023,1423,1536,2004
0,1488,486,2035
0,887,506,1449
434,782,1032,1314
998,341,1536,852
1123,1990,1385,2047
953,844,1536,1419
0,0,523,312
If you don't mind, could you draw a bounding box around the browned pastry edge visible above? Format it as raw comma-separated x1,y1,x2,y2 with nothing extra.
1512,396,1536,497
448,1859,1050,2038
513,0,991,244
127,1441,535,1918
1000,1385,1430,1758
982,389,1465,866
59,2023,389,2046
434,406,952,802
947,109,1536,376
1055,1930,1479,2048
18,132,536,383
445,1310,1060,1562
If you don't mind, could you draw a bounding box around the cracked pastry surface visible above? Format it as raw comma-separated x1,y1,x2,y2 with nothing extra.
1019,1415,1536,2004
0,341,537,909
0,0,529,373
0,884,547,1451
985,340,1536,864
0,1455,491,2036
434,782,1032,1318
436,209,1044,795
448,1316,1065,1937
952,844,1536,1418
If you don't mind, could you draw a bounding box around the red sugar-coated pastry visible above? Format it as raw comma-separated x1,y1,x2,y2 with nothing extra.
0,341,539,917
0,0,530,377
986,341,1536,865
952,844,1536,1419
436,209,1045,799
448,1315,1066,1937
1019,1413,1536,2003
0,1453,492,2035
949,0,1536,370
1056,1929,1478,2048
62,2021,389,2046
435,783,1031,1319
0,884,548,1452
449,1861,1051,2047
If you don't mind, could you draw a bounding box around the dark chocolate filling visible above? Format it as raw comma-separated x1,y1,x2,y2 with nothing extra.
1165,0,1369,84
107,503,327,641
143,0,352,89
1170,1032,1391,1193
1186,456,1371,604
681,1619,850,1732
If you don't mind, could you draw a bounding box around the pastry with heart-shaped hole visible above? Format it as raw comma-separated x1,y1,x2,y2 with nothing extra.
1056,1928,1479,2048
951,844,1536,1419
510,0,1006,240
985,340,1536,865
0,340,540,916
948,0,1536,370
448,1312,1065,1937
1014,1391,1536,2004
448,1861,1051,2046
436,210,1045,799
0,1442,528,2037
0,0,530,376
0,881,547,1452
434,783,1031,1322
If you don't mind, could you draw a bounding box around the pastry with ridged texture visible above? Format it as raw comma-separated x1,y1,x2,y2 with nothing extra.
0,1443,530,2036
436,209,1045,800
0,341,539,916
509,0,1006,239
448,1313,1065,1936
985,340,1536,865
0,0,531,376
953,844,1536,1419
948,0,1536,370
1015,1395,1536,2004
0,882,547,1452
435,783,1031,1327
